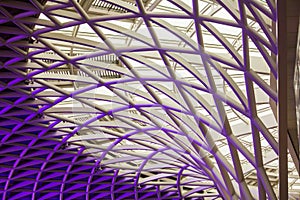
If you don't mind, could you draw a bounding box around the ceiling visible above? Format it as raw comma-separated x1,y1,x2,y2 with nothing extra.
0,0,299,199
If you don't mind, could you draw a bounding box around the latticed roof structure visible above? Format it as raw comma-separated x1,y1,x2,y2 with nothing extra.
0,0,299,199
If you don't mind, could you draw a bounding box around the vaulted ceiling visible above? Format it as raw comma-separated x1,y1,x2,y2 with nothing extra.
0,0,299,199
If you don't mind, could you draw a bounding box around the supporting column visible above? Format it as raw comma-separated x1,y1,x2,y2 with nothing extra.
277,0,288,199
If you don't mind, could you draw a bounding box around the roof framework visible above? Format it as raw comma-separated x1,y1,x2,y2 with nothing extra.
0,0,299,199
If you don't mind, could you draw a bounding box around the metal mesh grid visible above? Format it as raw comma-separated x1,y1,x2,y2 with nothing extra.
0,0,298,199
